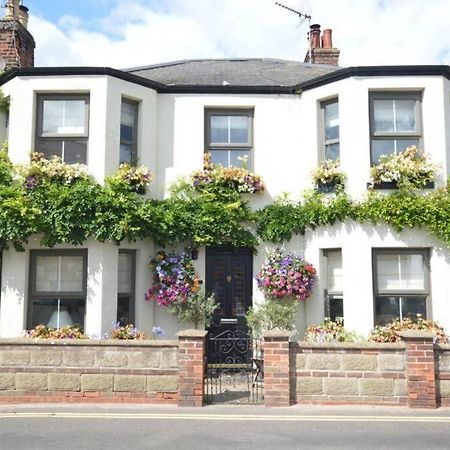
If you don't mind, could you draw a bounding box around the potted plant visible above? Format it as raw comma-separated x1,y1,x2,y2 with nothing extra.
312,159,346,193
369,146,435,190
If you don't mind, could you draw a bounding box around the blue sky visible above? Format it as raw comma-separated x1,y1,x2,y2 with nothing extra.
18,0,450,68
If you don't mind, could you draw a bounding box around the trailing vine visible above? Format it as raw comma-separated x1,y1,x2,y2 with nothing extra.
2,149,450,252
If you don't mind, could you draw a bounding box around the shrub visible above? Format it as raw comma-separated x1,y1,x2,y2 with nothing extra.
24,324,87,339
304,317,360,343
369,315,447,343
169,292,218,329
246,299,297,339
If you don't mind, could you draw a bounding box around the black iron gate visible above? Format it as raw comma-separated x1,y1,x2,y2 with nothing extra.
204,329,263,404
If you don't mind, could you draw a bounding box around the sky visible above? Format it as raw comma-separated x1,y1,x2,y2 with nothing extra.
18,0,450,69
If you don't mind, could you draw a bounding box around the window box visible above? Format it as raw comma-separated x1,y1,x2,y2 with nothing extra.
368,181,434,190
317,180,338,193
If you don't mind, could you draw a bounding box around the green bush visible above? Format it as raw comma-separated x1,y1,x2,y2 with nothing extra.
169,292,218,329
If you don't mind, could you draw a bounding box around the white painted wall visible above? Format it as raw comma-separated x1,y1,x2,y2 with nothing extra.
1,72,450,338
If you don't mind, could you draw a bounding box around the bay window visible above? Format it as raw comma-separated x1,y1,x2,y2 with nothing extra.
370,92,422,164
373,249,429,325
28,250,87,329
36,94,89,164
323,249,343,320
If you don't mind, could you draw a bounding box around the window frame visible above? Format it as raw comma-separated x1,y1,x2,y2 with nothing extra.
320,98,340,161
369,91,422,164
204,108,254,168
35,93,90,164
27,249,88,328
323,248,343,320
120,98,139,165
372,248,430,324
117,249,136,325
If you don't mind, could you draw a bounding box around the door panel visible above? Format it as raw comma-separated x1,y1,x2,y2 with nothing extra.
206,248,253,338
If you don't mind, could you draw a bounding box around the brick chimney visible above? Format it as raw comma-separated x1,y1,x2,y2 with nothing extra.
304,24,340,66
0,0,35,69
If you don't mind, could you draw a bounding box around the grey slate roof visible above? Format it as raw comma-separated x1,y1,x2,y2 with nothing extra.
124,58,340,88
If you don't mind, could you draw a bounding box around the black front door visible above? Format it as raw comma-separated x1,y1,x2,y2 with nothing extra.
205,247,253,338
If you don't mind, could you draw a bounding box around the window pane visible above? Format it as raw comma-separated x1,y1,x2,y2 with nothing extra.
43,100,86,135
35,257,59,292
395,100,417,132
63,140,87,164
121,102,135,127
36,139,63,159
229,116,249,144
120,124,133,143
324,102,339,141
118,253,132,294
117,296,131,326
375,296,400,325
120,144,133,165
210,116,228,144
35,255,84,293
31,298,85,329
377,253,424,292
329,296,343,321
373,100,395,133
59,256,84,292
327,250,343,293
325,143,340,160
401,296,427,320
209,150,229,167
371,139,419,164
229,150,251,168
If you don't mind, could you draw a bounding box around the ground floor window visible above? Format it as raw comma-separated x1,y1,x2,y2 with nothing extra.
117,250,136,325
28,250,87,329
373,248,429,325
323,249,343,321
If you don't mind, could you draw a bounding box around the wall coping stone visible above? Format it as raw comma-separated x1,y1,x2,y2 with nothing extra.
0,338,178,348
399,331,435,340
176,329,208,338
436,344,450,350
263,329,292,339
293,341,405,350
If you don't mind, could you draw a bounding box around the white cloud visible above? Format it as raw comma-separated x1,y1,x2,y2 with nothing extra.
27,0,450,68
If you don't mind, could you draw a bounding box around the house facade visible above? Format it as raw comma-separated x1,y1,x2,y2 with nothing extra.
1,5,450,339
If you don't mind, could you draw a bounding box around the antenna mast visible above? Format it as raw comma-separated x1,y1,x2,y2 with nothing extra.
275,2,312,60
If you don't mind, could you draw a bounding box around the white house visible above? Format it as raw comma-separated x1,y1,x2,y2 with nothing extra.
0,3,450,339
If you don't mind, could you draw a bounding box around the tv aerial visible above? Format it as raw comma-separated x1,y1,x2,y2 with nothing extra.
275,2,311,25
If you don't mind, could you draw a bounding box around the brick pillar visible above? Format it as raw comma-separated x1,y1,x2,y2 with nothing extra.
400,331,437,409
263,330,291,407
177,330,207,407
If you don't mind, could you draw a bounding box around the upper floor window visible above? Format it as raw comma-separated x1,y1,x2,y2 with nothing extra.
373,248,429,326
120,99,138,165
205,109,253,168
28,250,87,329
321,99,339,160
370,92,422,164
323,249,343,321
36,94,89,164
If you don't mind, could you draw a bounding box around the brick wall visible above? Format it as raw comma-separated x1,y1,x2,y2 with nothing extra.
291,342,407,406
0,339,178,404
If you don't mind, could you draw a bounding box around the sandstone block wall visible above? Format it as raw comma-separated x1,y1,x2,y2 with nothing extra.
0,339,178,404
291,342,407,406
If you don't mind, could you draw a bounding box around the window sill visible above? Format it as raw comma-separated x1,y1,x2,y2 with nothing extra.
367,181,435,190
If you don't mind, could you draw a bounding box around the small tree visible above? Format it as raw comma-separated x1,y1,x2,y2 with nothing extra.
169,291,218,329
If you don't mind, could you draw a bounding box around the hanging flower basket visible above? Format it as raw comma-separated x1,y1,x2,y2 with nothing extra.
256,248,316,301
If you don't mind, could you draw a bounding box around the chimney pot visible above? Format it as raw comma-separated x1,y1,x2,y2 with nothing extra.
309,23,321,49
322,29,333,49
18,5,29,29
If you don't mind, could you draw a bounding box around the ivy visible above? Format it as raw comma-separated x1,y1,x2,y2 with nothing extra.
2,150,450,252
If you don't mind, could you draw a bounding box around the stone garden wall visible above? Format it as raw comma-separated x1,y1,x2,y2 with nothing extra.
0,338,179,404
436,345,450,406
290,342,407,406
